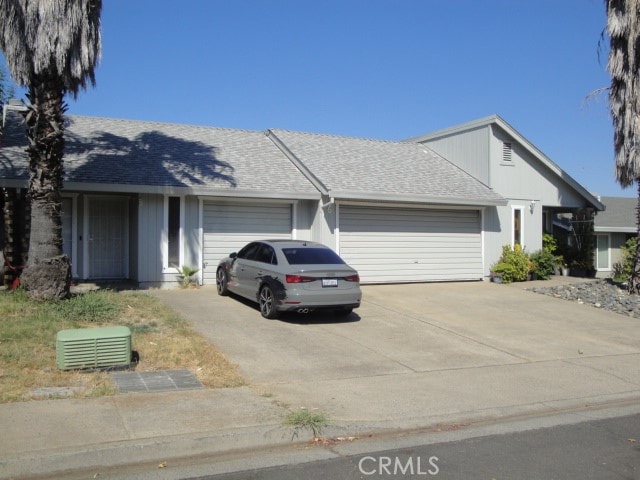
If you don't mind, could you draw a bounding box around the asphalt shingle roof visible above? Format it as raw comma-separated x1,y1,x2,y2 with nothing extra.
268,129,506,206
0,114,505,206
0,114,319,197
595,196,636,232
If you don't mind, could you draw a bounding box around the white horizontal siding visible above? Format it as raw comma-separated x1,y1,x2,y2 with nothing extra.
339,206,482,283
202,202,292,283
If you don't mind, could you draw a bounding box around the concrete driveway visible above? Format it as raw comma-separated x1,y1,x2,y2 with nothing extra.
153,280,640,432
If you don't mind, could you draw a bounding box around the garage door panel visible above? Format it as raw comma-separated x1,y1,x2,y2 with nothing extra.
339,206,482,283
343,253,481,262
202,202,292,284
344,212,478,228
341,238,480,249
341,223,477,235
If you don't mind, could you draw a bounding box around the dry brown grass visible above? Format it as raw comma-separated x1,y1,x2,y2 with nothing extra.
0,288,245,403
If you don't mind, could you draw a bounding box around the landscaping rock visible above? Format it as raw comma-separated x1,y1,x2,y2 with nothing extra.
527,279,640,318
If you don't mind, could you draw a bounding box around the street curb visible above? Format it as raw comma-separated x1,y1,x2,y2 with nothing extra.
3,393,640,479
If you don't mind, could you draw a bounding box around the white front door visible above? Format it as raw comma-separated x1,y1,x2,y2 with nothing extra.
86,197,129,279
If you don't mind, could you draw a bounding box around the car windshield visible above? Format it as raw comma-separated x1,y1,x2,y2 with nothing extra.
282,247,345,265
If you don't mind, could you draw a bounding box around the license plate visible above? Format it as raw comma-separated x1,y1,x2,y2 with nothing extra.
322,278,338,288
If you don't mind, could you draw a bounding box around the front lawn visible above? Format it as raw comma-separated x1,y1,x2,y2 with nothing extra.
0,288,245,403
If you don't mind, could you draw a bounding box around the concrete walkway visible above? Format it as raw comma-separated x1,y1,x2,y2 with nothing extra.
1,277,639,479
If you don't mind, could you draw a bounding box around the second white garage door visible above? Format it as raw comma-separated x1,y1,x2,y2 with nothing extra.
339,205,482,283
202,202,292,284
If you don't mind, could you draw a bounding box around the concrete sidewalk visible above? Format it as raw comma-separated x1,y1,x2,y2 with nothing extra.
1,278,639,479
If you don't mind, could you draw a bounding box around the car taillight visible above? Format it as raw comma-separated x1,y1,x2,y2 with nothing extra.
286,274,316,283
343,274,360,282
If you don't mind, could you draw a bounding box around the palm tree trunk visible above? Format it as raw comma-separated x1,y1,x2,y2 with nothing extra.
19,73,71,300
630,179,640,293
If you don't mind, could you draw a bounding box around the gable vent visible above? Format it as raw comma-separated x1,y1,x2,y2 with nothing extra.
502,142,512,162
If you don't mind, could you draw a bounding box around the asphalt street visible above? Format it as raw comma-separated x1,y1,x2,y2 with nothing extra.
197,413,640,480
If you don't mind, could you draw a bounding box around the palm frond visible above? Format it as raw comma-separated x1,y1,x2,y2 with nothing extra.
606,0,640,187
0,0,102,96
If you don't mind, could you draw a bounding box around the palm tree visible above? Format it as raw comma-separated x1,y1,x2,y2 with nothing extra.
0,0,101,300
606,0,640,292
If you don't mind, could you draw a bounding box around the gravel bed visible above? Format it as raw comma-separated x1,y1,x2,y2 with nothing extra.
526,279,640,319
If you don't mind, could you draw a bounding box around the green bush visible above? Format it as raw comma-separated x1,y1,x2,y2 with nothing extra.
613,237,637,282
529,249,556,280
491,244,530,283
529,234,560,280
542,233,558,254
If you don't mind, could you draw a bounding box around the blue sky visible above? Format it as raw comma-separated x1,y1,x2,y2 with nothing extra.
3,0,630,197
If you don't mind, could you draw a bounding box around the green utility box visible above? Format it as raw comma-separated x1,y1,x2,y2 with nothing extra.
56,326,132,370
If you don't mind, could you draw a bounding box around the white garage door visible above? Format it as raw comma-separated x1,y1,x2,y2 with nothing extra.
202,202,292,284
339,205,482,283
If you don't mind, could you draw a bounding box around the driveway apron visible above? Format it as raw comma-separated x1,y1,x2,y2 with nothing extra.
152,281,640,432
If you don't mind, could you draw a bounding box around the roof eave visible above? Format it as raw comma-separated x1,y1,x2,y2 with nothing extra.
47,182,320,200
594,226,636,233
405,114,500,143
329,190,507,207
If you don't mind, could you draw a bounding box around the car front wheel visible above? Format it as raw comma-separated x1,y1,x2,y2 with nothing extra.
259,285,280,319
216,268,229,296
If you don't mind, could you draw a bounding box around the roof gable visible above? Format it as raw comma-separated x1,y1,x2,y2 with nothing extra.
408,115,605,211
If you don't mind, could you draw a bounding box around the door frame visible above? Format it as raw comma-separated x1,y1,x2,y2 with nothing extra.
82,195,130,279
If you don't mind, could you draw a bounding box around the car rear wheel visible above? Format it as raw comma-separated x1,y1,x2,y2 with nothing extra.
259,285,280,319
216,268,229,296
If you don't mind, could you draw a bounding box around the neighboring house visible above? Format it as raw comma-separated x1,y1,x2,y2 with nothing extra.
0,112,604,288
407,115,605,273
594,196,636,277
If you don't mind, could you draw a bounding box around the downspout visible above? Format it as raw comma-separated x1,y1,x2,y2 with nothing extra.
321,196,335,212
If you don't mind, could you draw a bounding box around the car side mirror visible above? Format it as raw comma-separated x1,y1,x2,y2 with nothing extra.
230,252,237,259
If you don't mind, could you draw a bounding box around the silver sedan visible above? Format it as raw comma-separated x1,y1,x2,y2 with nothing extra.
216,240,361,319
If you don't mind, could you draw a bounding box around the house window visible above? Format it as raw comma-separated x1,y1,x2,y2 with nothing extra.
61,197,73,261
542,210,551,233
513,207,522,246
164,196,184,270
502,141,512,162
595,234,610,270
61,194,78,278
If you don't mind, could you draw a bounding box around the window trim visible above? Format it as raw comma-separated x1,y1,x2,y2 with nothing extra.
162,195,185,273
